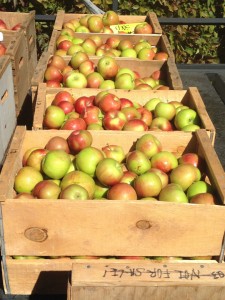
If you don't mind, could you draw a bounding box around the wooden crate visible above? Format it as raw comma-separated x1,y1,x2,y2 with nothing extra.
0,127,225,294
31,51,183,108
32,83,215,143
0,56,16,168
2,31,30,115
67,259,225,300
48,30,174,60
0,10,37,83
53,10,162,34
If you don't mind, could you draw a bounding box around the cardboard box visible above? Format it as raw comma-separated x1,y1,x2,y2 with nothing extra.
53,10,162,34
0,126,225,294
0,56,16,168
1,31,30,115
48,31,175,60
32,84,215,144
67,259,225,300
0,10,37,83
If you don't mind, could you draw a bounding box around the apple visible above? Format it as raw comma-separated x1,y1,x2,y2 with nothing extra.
43,105,65,129
14,166,43,194
75,25,90,33
144,98,162,112
87,15,104,33
116,68,136,80
126,150,151,175
102,26,114,33
98,93,121,113
79,59,95,76
150,117,173,131
57,101,75,114
182,124,201,132
169,164,200,191
64,71,87,88
48,55,66,71
87,123,104,130
97,56,119,80
81,106,103,126
44,65,63,82
134,172,162,198
186,181,214,200
89,35,103,48
107,183,137,200
22,147,39,166
137,48,155,60
75,146,104,177
63,21,76,31
32,180,61,199
137,107,153,126
60,118,87,130
52,91,75,106
86,72,104,88
74,96,94,114
26,148,48,172
79,15,91,27
59,183,89,200
57,39,73,51
67,44,84,56
102,144,125,163
105,36,121,49
103,110,127,130
134,83,153,91
159,183,188,203
117,39,133,51
120,97,134,109
134,40,151,53
93,179,109,199
120,170,138,185
95,158,124,187
154,52,169,61
115,73,135,90
135,133,162,159
0,19,7,30
147,168,169,189
134,22,153,34
121,107,141,121
150,151,178,173
121,48,137,58
14,193,36,199
70,51,89,69
102,10,119,26
178,152,202,168
61,27,76,38
41,150,71,179
0,43,6,56
154,102,176,121
174,108,201,130
123,119,148,131
190,192,216,205
67,130,93,154
72,37,84,45
99,80,116,89
45,136,70,153
81,38,97,55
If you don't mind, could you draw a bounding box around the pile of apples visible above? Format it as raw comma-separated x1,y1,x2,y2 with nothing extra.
44,54,169,90
61,10,153,34
43,90,201,132
56,32,168,61
14,130,216,204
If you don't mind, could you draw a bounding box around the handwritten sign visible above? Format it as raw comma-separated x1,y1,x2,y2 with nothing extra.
110,23,145,34
102,264,225,282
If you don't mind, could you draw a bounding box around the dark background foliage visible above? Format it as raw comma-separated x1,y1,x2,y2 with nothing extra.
1,0,225,63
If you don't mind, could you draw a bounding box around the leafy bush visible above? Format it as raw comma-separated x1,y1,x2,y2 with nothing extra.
1,0,225,63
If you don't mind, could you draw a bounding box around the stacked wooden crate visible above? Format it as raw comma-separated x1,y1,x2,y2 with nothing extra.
0,10,225,299
0,11,37,115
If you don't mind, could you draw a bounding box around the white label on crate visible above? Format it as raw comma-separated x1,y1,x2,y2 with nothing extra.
0,32,3,41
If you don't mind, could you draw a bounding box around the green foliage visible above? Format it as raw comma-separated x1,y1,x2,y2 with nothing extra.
1,0,225,63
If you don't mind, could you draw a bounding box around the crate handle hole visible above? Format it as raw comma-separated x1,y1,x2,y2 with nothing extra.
19,57,24,69
29,35,34,46
24,227,48,242
136,220,151,230
0,90,8,104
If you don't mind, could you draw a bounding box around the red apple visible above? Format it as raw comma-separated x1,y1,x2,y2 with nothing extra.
98,93,121,113
102,144,125,163
137,107,153,126
151,151,178,173
74,96,94,114
123,119,148,131
59,183,89,200
86,72,104,88
134,172,162,198
150,117,173,131
103,110,127,130
135,133,162,159
44,65,63,82
67,130,93,154
121,107,141,121
60,117,87,130
87,15,104,33
120,170,138,185
120,97,134,109
32,180,61,199
81,106,103,126
134,22,153,34
58,39,73,51
79,59,95,76
154,52,169,61
105,36,121,49
45,136,70,153
48,55,66,71
26,148,48,171
97,56,119,80
107,183,137,200
102,11,119,26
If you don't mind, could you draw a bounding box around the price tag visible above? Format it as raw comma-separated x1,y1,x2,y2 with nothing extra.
0,32,3,42
110,22,146,34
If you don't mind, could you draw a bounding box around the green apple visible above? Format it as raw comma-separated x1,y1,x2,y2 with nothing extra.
159,183,188,203
99,80,115,89
115,73,135,90
174,108,201,130
126,150,151,175
116,68,136,80
14,166,43,194
41,150,71,180
186,181,214,200
154,102,176,121
134,172,162,198
121,48,137,58
144,98,162,112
